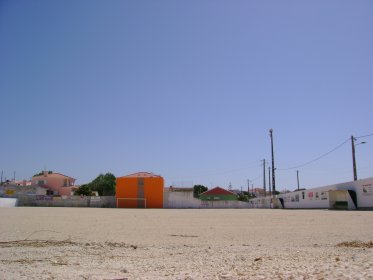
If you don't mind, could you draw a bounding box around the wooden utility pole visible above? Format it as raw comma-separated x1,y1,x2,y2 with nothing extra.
262,159,266,196
297,170,300,191
268,167,271,197
269,129,276,195
351,135,357,181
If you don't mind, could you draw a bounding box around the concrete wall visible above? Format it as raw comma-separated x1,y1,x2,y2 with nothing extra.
163,191,250,209
0,198,17,207
163,191,201,208
15,190,252,209
0,185,47,197
17,195,116,208
199,200,251,209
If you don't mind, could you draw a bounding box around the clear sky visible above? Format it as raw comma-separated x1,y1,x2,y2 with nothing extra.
1,1,372,191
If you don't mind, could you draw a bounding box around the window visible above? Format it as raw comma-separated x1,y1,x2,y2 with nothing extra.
321,192,328,200
38,180,46,186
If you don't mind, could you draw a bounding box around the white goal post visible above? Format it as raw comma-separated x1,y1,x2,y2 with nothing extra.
116,197,147,208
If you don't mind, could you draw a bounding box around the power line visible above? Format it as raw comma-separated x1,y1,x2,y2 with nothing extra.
277,138,350,171
250,174,262,182
356,133,373,139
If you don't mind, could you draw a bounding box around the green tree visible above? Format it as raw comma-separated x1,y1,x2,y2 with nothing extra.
88,173,116,196
74,184,92,196
237,193,248,201
193,185,208,198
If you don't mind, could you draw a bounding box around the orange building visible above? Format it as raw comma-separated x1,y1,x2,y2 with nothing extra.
116,172,164,208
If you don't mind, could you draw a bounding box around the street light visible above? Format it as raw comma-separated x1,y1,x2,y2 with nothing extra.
351,135,366,181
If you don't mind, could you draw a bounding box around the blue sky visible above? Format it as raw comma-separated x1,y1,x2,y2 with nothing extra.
1,1,372,191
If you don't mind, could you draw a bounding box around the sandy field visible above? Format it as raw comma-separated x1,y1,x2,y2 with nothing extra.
0,208,373,280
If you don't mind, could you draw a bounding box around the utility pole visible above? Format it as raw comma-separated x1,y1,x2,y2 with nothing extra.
297,170,300,191
268,167,271,197
269,129,276,195
262,159,266,197
1,170,3,184
247,179,250,194
351,135,357,181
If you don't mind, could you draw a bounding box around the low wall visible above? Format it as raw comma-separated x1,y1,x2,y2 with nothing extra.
163,191,201,208
0,185,46,197
17,195,116,208
163,191,250,209
16,192,250,209
0,197,17,207
200,200,250,209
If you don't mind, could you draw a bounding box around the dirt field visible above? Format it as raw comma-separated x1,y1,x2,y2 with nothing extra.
0,208,373,279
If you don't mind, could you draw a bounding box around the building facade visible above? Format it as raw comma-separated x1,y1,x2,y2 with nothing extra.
116,172,164,208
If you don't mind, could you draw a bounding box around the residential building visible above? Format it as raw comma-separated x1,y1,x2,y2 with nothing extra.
31,171,76,196
199,187,238,201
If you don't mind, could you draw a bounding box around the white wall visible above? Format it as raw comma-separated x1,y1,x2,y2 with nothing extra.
163,191,250,208
0,198,17,207
248,177,373,209
163,191,201,208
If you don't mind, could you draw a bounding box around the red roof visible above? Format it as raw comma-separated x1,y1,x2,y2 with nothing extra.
121,172,162,178
200,187,236,196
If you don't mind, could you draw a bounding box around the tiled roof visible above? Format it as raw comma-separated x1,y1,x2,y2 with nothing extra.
200,187,236,196
32,172,76,180
121,172,162,178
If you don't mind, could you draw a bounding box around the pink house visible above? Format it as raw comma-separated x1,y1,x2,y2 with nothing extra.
31,171,77,196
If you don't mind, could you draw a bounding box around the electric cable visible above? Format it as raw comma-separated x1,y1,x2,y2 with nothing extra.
277,138,350,171
356,133,373,139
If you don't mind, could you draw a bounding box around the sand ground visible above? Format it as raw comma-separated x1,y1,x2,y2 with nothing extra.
0,208,373,280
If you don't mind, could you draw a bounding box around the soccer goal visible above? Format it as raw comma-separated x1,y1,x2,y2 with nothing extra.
116,197,147,208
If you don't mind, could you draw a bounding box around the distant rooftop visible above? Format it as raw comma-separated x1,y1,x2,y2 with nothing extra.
200,186,236,196
32,172,76,180
121,172,162,178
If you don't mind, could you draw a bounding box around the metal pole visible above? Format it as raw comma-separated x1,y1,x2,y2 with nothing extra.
351,135,357,181
269,129,276,195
